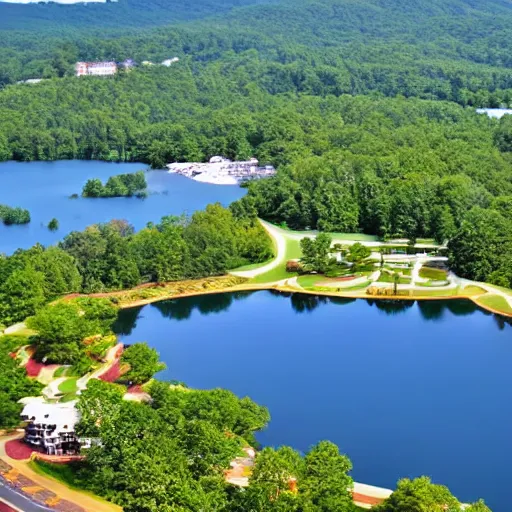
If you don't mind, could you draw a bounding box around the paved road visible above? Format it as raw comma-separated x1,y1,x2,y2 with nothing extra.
0,481,52,512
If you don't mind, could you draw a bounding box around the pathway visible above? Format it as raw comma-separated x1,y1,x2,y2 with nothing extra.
231,221,287,279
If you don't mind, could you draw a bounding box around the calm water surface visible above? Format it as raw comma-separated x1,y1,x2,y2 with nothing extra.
0,160,245,253
115,292,512,511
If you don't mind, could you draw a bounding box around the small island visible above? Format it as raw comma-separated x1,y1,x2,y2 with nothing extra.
0,204,31,225
82,170,147,198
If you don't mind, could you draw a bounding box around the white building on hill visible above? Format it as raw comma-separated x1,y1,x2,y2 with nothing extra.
21,402,81,455
75,61,118,77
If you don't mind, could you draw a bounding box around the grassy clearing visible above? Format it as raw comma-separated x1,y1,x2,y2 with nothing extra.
54,366,72,378
416,281,450,288
252,267,295,284
378,273,411,284
411,288,458,297
251,239,302,284
58,377,79,395
462,285,487,296
297,275,322,288
230,259,273,272
419,267,448,280
476,295,512,314
277,224,378,242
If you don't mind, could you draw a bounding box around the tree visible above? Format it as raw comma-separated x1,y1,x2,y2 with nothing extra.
120,342,166,384
48,218,59,231
82,178,104,198
27,301,111,364
346,243,371,269
374,477,463,512
300,233,333,273
301,441,354,512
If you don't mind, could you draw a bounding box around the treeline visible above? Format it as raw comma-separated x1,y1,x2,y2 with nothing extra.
0,203,272,326
0,204,30,225
82,170,147,198
0,335,42,429
65,378,490,512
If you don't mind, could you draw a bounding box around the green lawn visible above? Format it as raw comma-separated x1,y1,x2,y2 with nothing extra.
411,288,459,297
476,294,512,315
419,267,448,280
297,275,322,288
462,285,487,296
58,377,79,394
378,273,411,284
54,366,71,378
277,224,378,242
251,239,302,284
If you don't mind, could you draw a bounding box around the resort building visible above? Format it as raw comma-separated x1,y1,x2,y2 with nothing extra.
21,402,81,455
167,156,276,185
75,61,118,77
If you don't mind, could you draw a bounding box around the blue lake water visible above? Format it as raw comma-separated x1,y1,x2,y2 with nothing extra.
115,292,512,511
0,160,245,254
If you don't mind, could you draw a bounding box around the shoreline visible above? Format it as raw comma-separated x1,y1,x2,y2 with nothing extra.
89,279,512,318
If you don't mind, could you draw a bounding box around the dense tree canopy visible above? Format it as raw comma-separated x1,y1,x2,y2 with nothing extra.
0,335,42,428
0,205,272,326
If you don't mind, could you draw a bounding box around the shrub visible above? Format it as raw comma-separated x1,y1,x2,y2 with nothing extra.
286,260,303,273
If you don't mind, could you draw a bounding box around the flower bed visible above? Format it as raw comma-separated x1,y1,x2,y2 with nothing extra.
5,439,34,460
98,361,121,383
24,357,46,378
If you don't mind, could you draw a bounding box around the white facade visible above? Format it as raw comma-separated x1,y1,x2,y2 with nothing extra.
21,402,81,455
75,61,117,77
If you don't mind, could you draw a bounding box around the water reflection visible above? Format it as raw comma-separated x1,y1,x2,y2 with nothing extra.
115,293,503,335
151,291,255,321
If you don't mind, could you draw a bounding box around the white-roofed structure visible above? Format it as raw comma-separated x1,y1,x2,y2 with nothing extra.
21,402,81,455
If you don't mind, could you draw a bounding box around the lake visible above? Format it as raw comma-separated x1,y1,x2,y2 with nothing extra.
0,160,246,254
115,292,512,511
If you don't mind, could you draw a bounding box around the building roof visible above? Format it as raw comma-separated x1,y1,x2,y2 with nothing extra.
21,402,80,432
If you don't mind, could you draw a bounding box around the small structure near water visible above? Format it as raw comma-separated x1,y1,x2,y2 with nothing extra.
167,156,276,185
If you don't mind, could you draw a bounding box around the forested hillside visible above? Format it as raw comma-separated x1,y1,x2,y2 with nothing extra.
1,0,512,285
2,0,512,103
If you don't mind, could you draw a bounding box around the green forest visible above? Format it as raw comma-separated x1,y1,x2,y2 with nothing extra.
0,204,272,326
1,0,512,285
0,1,510,510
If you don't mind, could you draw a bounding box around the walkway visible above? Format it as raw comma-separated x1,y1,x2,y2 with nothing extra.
231,221,287,279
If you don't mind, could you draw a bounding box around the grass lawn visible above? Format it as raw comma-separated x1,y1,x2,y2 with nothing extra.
230,259,273,272
60,393,79,403
462,285,487,296
297,275,322,288
476,294,512,315
419,267,448,280
378,273,411,284
58,377,79,395
277,223,378,242
54,366,72,378
416,281,450,287
251,239,302,284
411,288,458,297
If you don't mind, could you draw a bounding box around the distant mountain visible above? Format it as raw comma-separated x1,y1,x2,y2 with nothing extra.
0,0,277,30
